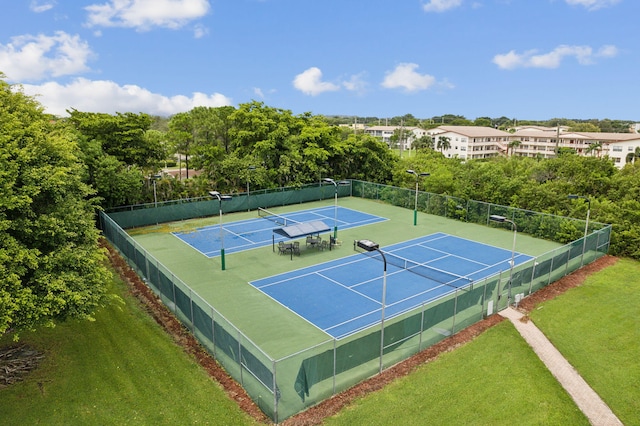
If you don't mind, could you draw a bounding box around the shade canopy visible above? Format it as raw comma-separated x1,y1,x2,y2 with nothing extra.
273,220,331,239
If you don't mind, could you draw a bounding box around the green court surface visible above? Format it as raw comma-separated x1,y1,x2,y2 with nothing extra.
130,197,561,359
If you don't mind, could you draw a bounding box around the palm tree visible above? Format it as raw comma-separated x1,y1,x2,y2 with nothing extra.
436,136,451,154
585,141,603,158
507,140,521,157
412,135,434,151
626,146,640,164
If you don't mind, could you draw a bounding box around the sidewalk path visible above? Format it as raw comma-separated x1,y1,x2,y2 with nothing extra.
499,307,623,426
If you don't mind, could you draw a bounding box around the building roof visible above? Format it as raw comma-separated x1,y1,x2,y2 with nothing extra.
481,128,640,143
365,125,419,131
511,129,560,138
272,220,331,239
568,132,640,142
434,126,511,137
513,125,569,133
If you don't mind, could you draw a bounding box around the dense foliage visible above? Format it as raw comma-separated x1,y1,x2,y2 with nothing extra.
61,100,640,261
0,80,110,336
3,70,640,336
396,151,640,258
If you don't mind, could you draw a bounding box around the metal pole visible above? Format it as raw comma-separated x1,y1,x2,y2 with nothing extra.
247,165,255,212
153,179,157,207
582,202,590,266
406,170,429,226
355,239,387,374
568,195,591,267
378,249,387,374
323,178,339,239
414,179,419,226
333,187,338,239
209,191,230,271
219,202,225,270
489,215,517,306
508,221,517,304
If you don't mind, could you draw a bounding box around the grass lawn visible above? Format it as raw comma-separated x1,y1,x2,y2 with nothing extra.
322,258,639,425
0,267,258,426
323,321,588,426
2,248,635,424
529,258,640,425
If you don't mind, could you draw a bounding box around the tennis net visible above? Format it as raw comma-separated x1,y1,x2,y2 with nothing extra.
361,249,474,291
258,207,300,227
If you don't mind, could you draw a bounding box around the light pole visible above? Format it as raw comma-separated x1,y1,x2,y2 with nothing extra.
323,178,350,239
150,173,162,207
406,170,430,226
490,215,517,305
568,194,591,267
246,165,256,212
208,191,232,271
356,239,387,374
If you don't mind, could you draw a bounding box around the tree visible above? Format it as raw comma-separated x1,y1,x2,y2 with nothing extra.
507,140,522,157
585,141,603,158
568,122,601,132
390,126,412,156
473,117,492,127
412,135,434,151
228,101,305,187
0,78,110,336
167,112,195,179
624,146,640,165
67,110,158,168
436,136,451,154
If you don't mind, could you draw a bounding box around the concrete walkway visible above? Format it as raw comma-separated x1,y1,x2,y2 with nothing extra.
499,307,623,426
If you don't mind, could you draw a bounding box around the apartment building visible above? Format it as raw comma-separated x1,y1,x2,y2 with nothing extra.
363,125,429,150
422,125,640,168
509,127,640,167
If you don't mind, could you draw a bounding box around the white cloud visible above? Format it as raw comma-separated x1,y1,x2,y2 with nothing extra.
597,44,619,58
565,0,621,11
423,0,463,13
293,67,340,96
193,23,209,38
20,78,232,116
253,87,264,98
493,44,619,70
85,0,210,31
252,87,276,99
30,1,56,13
381,63,436,92
342,72,368,94
0,31,93,82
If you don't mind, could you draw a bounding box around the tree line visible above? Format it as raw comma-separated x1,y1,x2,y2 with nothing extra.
2,74,640,335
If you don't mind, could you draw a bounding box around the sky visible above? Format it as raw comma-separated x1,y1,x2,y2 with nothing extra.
0,0,637,121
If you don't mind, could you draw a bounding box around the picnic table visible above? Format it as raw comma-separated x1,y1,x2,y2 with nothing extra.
278,241,300,260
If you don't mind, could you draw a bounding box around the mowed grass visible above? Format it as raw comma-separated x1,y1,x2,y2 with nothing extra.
2,254,636,425
323,321,588,426
0,268,258,426
323,258,639,426
529,258,640,425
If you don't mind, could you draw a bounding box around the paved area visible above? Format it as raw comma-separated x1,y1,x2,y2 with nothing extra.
499,307,623,426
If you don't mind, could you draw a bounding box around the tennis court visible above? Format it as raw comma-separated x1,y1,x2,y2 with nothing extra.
251,232,533,339
172,205,386,257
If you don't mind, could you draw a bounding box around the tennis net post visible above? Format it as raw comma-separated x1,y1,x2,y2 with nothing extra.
258,207,292,226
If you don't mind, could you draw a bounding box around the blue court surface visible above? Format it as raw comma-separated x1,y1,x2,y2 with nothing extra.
250,233,533,339
172,206,386,257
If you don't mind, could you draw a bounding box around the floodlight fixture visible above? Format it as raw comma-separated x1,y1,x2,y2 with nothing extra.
406,170,430,226
355,238,387,373
209,190,232,270
323,178,351,238
489,214,517,305
568,194,591,266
